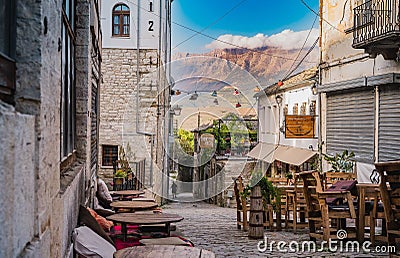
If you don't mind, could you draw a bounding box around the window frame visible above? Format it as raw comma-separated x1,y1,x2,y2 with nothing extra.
112,3,130,37
60,0,77,162
102,145,118,167
0,0,16,102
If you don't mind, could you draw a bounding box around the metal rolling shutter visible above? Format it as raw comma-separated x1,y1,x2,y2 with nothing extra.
378,85,400,161
326,89,375,163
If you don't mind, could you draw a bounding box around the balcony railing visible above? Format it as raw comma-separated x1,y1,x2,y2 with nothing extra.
353,0,400,59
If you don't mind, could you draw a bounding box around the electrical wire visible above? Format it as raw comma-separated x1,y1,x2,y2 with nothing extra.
124,0,316,63
173,0,249,50
283,37,319,79
282,14,318,80
300,0,344,33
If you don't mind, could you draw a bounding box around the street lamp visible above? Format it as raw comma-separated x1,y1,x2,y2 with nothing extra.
171,104,181,116
311,83,318,95
275,95,283,106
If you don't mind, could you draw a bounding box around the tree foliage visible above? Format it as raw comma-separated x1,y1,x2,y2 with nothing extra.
177,128,194,155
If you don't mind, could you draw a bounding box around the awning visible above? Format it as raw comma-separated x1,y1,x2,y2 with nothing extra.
247,142,276,163
274,145,317,166
247,142,317,166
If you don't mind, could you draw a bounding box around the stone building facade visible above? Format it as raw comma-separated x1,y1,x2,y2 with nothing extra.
0,0,102,256
99,0,172,202
319,0,400,182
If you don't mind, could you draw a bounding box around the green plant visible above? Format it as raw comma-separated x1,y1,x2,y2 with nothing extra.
323,150,355,172
115,169,127,178
177,128,194,155
240,171,280,211
285,173,293,180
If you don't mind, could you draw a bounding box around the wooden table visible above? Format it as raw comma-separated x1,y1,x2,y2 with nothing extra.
130,197,156,202
114,245,215,258
107,212,183,241
276,185,297,231
110,190,145,200
356,183,379,242
110,201,157,213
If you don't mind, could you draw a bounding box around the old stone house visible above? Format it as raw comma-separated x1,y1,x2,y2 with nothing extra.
319,0,400,182
251,68,318,176
0,0,102,256
99,0,173,202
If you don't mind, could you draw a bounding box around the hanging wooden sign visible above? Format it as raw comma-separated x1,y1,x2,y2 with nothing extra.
200,133,215,149
285,115,315,138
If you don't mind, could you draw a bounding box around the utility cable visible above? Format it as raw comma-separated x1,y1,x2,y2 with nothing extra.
124,0,316,63
300,0,344,33
283,37,319,79
282,14,318,80
173,0,249,50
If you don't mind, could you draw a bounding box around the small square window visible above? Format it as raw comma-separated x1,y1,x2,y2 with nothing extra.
102,145,118,166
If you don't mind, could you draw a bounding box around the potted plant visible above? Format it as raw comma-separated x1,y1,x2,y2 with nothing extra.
323,150,355,172
114,169,127,185
285,172,294,185
241,171,280,211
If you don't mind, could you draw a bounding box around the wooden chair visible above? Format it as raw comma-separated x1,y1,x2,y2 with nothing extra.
323,172,357,190
263,204,274,230
268,177,288,230
356,184,387,244
234,176,249,230
375,161,400,254
370,189,387,245
268,177,288,186
285,174,307,232
300,170,357,241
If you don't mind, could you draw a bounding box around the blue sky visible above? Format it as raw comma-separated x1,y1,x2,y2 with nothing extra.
172,0,320,53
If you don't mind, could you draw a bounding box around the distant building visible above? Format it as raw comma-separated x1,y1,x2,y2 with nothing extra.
99,0,173,201
251,68,318,176
0,0,101,256
319,0,400,182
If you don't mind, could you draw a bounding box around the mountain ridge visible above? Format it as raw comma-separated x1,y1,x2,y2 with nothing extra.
172,46,318,86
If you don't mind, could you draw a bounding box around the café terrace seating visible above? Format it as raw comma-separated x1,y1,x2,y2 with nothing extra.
234,176,249,230
285,174,307,232
300,170,358,241
375,161,400,252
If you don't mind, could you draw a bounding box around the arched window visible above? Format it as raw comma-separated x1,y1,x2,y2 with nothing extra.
112,3,130,37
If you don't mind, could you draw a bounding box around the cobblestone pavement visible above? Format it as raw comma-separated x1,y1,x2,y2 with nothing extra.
163,201,391,258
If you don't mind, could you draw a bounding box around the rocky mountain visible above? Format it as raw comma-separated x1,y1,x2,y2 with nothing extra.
172,46,319,87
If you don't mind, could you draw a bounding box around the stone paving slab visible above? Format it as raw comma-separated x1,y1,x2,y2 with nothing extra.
164,201,393,257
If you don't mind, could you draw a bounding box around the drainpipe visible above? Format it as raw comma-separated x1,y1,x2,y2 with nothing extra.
136,1,155,189
318,0,323,172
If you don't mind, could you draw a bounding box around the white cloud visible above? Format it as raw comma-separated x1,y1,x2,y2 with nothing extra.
205,29,319,50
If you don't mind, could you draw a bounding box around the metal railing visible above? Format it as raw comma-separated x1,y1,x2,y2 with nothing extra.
353,0,400,46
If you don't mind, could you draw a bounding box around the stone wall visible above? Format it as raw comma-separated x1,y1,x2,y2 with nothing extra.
0,0,101,257
0,102,35,257
99,48,164,192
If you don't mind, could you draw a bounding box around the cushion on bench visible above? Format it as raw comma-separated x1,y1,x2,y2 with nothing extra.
78,205,115,247
73,226,116,258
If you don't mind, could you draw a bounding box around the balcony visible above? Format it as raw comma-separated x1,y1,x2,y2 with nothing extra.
352,0,400,60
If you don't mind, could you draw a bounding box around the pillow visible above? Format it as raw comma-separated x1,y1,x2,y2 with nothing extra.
87,208,114,232
94,207,115,218
326,180,357,205
97,179,112,209
73,226,116,258
78,205,114,246
93,196,101,209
